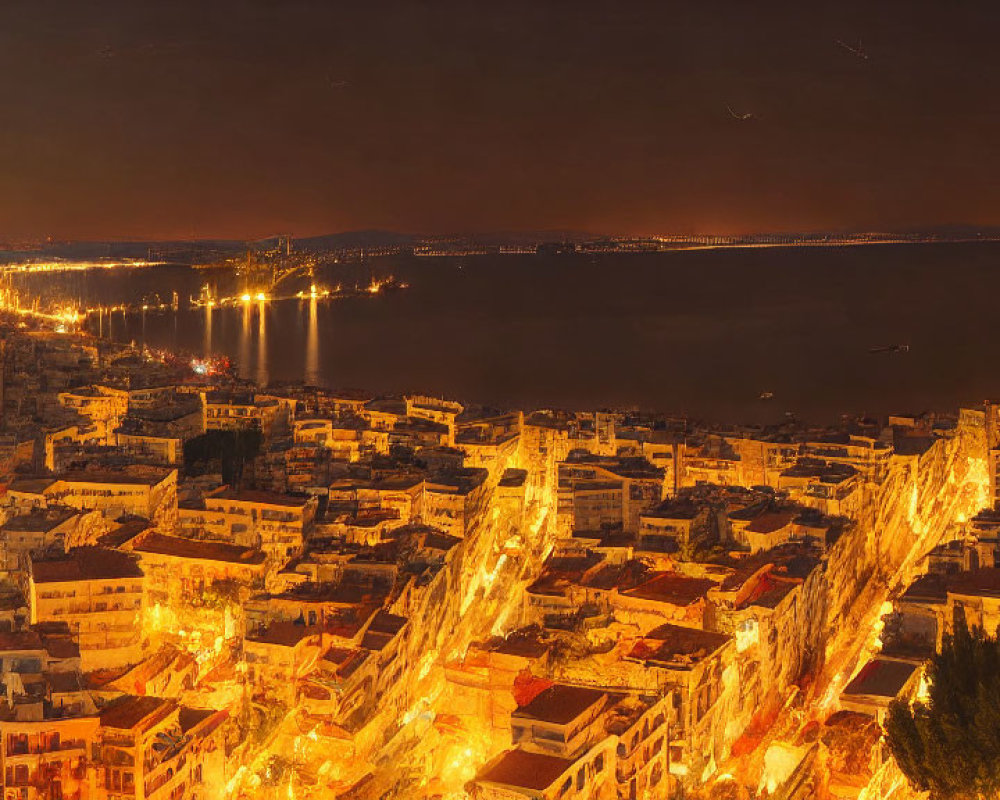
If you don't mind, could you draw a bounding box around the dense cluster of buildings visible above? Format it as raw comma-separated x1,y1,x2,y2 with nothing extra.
0,320,988,800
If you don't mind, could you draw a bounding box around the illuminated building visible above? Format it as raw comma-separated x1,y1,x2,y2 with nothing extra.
129,533,267,605
404,395,463,446
29,548,144,671
0,509,95,578
422,469,489,539
389,417,450,450
0,317,993,799
556,454,663,536
614,572,717,631
679,435,743,487
202,392,281,439
471,748,606,800
838,658,921,722
510,684,609,757
114,399,204,467
327,474,425,535
739,510,800,553
637,499,707,555
7,469,177,529
625,623,733,777
201,489,317,562
359,398,405,433
97,695,227,800
454,411,521,479
777,459,861,516
56,386,129,445
0,643,98,800
260,440,333,494
300,645,375,718
243,623,327,704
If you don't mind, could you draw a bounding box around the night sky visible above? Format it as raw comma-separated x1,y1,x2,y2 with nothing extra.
1,1,999,240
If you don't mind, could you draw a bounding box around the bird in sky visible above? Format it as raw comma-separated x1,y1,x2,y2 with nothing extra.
727,105,756,121
835,38,870,61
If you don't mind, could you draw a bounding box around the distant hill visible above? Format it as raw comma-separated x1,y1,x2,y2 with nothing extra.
3,225,999,263
293,230,418,252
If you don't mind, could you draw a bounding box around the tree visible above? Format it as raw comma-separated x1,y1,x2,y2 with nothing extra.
885,616,1000,800
183,428,262,487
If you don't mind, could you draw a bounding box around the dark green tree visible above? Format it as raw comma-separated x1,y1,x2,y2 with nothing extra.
183,428,263,488
885,615,1000,800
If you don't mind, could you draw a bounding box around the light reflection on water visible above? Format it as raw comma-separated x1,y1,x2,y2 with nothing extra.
204,305,212,357
256,301,268,387
306,297,319,386
8,245,1000,422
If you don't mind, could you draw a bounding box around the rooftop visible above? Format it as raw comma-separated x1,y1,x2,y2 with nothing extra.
3,508,78,533
745,511,799,534
477,749,576,791
623,572,715,606
947,568,1000,598
247,621,324,648
133,533,266,565
210,489,311,508
99,695,174,730
842,658,919,699
512,683,606,725
32,547,143,584
628,623,731,668
60,467,173,486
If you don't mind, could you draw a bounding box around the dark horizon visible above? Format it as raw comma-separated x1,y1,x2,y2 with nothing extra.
10,224,1000,249
2,1,999,241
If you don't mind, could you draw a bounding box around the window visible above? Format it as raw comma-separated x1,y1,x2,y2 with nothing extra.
594,754,604,773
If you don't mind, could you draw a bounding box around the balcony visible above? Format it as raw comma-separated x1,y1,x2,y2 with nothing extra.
7,738,89,757
146,760,187,799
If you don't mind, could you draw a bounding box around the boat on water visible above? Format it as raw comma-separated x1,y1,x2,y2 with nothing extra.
868,344,910,354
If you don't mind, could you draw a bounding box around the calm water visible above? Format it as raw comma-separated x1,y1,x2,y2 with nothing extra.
10,243,1000,423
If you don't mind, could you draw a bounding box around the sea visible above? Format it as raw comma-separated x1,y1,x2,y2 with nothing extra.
6,242,997,424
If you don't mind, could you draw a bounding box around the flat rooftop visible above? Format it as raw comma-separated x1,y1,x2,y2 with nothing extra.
512,683,606,725
133,533,266,565
210,489,311,508
842,658,918,700
628,623,730,668
32,547,143,584
623,572,714,606
477,749,576,791
99,695,174,730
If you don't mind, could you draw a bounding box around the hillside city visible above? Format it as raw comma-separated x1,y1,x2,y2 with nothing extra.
0,314,991,800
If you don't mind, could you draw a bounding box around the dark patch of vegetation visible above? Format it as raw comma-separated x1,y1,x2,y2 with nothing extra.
886,615,1000,800
183,429,262,487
